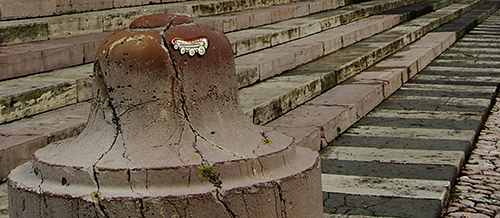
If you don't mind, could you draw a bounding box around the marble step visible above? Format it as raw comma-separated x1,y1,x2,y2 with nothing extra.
0,0,187,21
0,0,346,81
0,0,315,46
319,4,500,217
0,0,432,124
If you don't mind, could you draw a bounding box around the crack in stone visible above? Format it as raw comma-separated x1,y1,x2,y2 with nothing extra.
31,165,44,194
117,100,157,118
161,31,247,162
91,61,125,217
166,199,182,216
215,190,236,218
95,200,110,218
126,169,138,196
139,199,146,218
241,192,250,217
256,158,265,177
187,167,191,187
145,170,149,190
276,180,287,218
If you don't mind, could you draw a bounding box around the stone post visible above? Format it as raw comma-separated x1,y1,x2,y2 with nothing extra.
8,14,322,217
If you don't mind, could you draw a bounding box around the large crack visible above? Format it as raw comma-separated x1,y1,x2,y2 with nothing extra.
161,28,248,160
161,30,208,165
276,181,287,218
215,190,236,218
166,199,182,216
139,199,146,218
91,62,123,217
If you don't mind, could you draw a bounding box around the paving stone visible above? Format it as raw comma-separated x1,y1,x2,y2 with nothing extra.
447,212,490,218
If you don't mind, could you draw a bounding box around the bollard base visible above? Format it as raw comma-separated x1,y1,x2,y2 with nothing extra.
8,146,321,218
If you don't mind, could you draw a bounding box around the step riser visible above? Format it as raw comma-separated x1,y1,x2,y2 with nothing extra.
0,32,111,81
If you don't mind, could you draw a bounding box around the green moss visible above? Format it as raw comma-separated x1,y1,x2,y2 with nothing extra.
0,23,49,46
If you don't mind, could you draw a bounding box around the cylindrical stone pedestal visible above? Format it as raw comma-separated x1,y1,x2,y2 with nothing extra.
8,14,322,218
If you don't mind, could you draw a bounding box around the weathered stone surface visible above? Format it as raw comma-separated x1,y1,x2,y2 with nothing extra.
8,14,321,217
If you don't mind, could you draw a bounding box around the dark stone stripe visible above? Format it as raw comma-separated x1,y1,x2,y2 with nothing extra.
323,192,442,217
394,89,495,99
321,159,458,181
355,117,482,130
383,0,454,22
332,135,471,151
434,0,500,38
374,96,490,113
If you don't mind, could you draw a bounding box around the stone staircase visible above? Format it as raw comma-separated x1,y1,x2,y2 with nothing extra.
1,0,500,217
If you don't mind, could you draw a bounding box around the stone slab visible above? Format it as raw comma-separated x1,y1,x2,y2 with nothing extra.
308,84,385,119
322,174,450,200
267,105,356,150
322,146,465,166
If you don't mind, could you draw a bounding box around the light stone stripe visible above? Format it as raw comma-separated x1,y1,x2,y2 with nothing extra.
321,146,464,166
447,47,500,53
389,95,491,108
432,59,500,66
322,174,450,200
400,83,496,93
415,74,500,82
459,37,500,42
453,41,500,47
367,109,483,121
468,30,500,35
471,26,500,30
342,126,476,141
439,52,500,59
424,66,500,74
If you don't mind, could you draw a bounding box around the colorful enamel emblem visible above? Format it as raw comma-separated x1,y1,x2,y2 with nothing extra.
171,36,209,56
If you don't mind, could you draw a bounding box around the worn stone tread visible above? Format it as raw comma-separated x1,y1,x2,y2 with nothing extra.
242,0,483,125
0,0,345,81
321,6,500,217
0,0,318,46
0,13,401,124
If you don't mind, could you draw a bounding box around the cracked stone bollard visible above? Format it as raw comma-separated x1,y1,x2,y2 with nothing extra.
7,14,322,217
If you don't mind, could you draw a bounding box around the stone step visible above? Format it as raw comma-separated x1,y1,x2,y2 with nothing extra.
1,0,430,124
319,5,500,217
0,0,186,21
0,0,494,185
241,0,488,125
0,0,346,81
322,175,451,217
0,0,337,46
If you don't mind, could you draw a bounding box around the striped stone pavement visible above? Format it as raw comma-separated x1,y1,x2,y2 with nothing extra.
321,7,500,217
